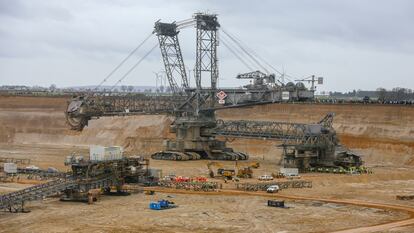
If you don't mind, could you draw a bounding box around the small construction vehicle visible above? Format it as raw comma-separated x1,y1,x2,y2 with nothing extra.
207,162,235,180
149,199,177,210
217,168,236,180
271,172,285,179
145,190,155,195
236,166,253,178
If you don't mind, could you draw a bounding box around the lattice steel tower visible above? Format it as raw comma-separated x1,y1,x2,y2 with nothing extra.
154,22,188,93
194,13,220,90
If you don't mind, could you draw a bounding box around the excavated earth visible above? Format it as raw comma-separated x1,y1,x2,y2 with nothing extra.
1,96,414,232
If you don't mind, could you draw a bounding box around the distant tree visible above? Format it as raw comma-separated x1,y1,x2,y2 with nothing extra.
127,85,134,92
376,87,386,101
49,84,57,92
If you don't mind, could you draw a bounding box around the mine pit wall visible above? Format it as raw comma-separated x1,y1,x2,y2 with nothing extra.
0,96,174,156
0,96,413,166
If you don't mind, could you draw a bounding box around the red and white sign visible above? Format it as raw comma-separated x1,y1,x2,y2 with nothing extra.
216,90,227,100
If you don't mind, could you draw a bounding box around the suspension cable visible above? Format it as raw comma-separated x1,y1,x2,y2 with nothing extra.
219,37,254,71
221,28,299,83
109,43,158,91
176,18,196,29
94,32,153,91
220,32,260,71
222,28,279,74
232,33,284,76
221,28,270,74
176,18,193,25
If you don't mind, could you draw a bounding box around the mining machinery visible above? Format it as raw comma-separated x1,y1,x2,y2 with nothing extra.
66,13,251,161
0,156,149,212
64,12,362,169
206,161,235,179
213,113,363,171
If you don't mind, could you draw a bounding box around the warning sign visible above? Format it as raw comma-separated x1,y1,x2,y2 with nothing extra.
282,91,290,101
216,90,227,100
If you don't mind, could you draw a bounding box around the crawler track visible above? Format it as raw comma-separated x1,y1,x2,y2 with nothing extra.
144,187,414,233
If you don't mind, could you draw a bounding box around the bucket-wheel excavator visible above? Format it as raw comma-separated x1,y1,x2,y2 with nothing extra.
65,13,363,170
66,13,251,161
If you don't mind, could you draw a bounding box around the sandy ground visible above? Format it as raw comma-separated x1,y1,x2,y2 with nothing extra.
0,192,408,233
2,143,414,232
1,96,414,232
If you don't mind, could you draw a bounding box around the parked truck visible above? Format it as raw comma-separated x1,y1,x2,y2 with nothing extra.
149,200,177,210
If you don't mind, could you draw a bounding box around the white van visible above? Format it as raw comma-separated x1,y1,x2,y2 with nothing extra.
267,185,280,193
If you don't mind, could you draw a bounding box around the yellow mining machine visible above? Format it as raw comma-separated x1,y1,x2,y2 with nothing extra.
206,161,235,180
236,166,253,178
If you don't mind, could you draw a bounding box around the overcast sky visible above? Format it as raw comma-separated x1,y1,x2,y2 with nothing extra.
0,0,413,92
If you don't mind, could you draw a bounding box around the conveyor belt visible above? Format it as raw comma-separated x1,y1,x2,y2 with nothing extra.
16,168,68,178
0,175,117,212
0,178,76,212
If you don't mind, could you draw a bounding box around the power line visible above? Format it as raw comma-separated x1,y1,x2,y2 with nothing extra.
110,43,158,91
94,32,153,91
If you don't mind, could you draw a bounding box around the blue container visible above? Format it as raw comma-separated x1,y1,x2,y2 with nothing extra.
149,202,161,210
